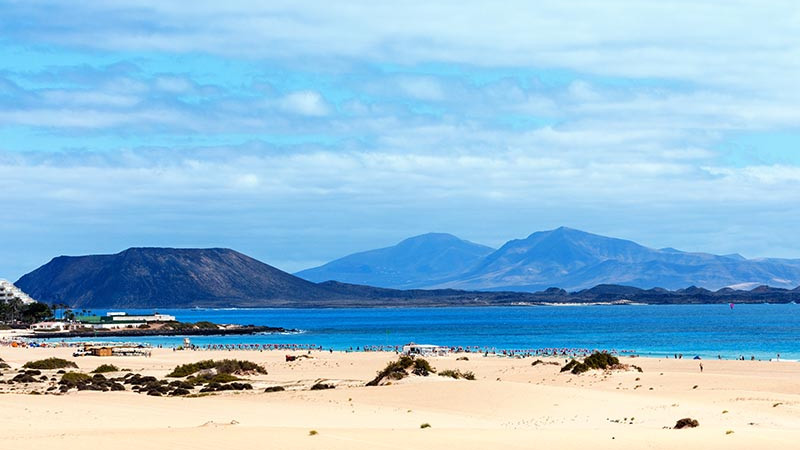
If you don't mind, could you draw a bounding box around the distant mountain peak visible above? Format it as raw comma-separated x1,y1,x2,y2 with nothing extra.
295,233,495,288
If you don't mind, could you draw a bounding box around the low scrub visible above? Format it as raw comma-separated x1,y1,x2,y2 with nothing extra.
60,372,91,384
366,356,436,386
310,382,335,390
163,321,219,331
264,386,286,393
167,359,266,377
91,364,119,374
0,358,9,369
438,369,476,380
531,359,559,367
561,352,620,374
674,418,699,429
23,358,78,370
187,373,241,384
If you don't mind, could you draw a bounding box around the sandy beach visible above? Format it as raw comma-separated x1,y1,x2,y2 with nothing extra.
1,346,798,449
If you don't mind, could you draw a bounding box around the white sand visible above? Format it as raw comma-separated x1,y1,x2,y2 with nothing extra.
1,347,799,449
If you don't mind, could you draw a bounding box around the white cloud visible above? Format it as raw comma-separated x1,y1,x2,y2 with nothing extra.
277,91,330,116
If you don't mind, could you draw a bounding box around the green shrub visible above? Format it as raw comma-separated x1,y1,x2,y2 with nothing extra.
23,358,78,370
264,386,285,392
561,352,620,374
310,382,335,390
420,423,431,429
166,359,265,378
167,360,216,377
187,373,241,384
583,352,619,370
0,358,9,369
366,356,436,386
92,364,119,374
309,430,318,436
438,369,475,380
213,359,266,375
60,372,91,384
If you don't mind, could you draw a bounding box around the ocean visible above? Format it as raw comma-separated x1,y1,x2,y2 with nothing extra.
53,304,800,360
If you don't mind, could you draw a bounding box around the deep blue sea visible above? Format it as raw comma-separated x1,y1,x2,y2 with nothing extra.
52,304,800,360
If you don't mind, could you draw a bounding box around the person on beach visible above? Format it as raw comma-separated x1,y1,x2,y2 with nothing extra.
699,363,703,373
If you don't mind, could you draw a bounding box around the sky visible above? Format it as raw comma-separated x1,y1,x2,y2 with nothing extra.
1,1,800,280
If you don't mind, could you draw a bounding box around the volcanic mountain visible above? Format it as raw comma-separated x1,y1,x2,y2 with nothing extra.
15,248,345,308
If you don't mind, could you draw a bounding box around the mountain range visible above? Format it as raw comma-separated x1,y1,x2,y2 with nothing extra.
13,247,535,308
14,243,800,308
297,227,800,291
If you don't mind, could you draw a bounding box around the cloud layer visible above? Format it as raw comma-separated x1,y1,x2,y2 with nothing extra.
0,1,799,279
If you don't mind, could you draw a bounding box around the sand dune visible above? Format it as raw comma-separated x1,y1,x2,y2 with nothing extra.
1,347,799,449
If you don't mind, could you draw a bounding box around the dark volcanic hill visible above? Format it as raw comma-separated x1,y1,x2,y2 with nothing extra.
15,248,343,308
296,233,494,288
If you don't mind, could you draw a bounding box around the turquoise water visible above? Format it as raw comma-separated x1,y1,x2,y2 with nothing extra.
52,304,800,360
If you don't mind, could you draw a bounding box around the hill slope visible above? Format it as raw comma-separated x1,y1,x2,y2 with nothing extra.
295,233,494,288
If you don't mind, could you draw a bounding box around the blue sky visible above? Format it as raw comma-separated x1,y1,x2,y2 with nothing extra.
1,1,800,279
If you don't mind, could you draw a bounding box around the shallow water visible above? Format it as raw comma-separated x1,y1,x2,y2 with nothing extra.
51,304,800,360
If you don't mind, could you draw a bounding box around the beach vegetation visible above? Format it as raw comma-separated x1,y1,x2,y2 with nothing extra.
23,357,78,370
166,359,266,377
420,423,431,429
309,430,318,436
60,372,91,384
163,320,220,331
674,418,699,429
264,386,286,392
561,352,619,374
198,381,253,393
92,364,119,373
310,382,335,390
0,358,9,369
366,356,436,386
187,373,241,384
438,369,476,380
532,359,559,367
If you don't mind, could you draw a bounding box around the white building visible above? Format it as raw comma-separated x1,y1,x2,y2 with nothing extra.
0,279,36,305
107,312,176,322
402,343,450,357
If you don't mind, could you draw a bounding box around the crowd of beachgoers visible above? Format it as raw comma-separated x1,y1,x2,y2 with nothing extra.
1,337,634,359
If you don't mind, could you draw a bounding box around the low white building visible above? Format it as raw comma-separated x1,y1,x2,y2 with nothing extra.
402,343,450,357
107,312,176,322
30,321,71,332
0,279,36,305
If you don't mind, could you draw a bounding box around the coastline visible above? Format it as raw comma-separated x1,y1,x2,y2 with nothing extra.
19,325,291,339
1,346,799,449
